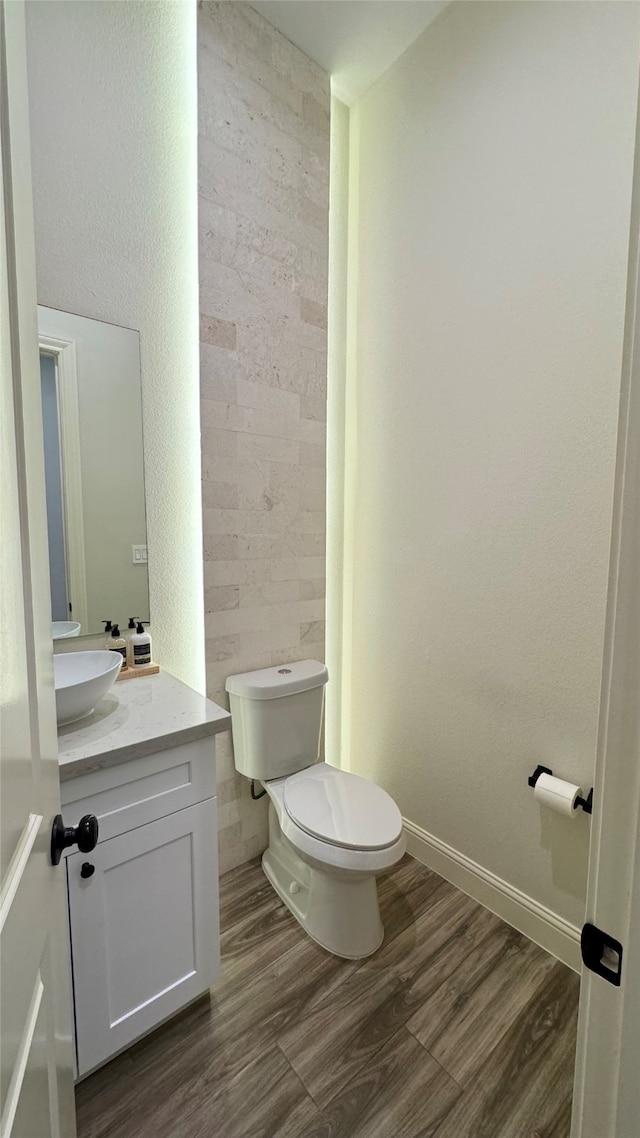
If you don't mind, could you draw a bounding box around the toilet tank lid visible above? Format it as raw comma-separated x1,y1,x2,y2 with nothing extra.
225,659,328,700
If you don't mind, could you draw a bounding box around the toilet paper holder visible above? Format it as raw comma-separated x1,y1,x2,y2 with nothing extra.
527,765,593,814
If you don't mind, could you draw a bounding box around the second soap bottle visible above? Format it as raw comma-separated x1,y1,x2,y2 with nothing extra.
128,620,152,668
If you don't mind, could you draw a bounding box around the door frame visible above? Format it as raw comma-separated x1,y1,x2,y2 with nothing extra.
571,78,640,1138
38,332,88,631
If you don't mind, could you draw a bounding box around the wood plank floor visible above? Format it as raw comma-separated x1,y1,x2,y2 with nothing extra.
76,855,580,1138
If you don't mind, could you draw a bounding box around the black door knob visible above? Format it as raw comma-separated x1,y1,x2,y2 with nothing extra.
51,813,99,866
80,862,95,879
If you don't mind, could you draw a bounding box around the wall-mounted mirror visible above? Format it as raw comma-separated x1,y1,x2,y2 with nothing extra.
38,306,149,638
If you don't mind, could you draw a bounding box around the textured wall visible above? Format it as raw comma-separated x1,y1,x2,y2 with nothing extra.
198,2,329,873
25,0,203,692
344,0,639,928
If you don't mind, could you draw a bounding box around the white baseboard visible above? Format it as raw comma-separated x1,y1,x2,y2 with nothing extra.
403,818,582,973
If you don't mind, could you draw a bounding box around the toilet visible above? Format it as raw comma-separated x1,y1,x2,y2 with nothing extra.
225,660,405,959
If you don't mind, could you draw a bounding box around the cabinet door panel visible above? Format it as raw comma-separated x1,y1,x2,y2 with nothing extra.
67,799,219,1076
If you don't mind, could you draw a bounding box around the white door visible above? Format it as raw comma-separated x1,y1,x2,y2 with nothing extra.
571,86,640,1138
0,2,76,1135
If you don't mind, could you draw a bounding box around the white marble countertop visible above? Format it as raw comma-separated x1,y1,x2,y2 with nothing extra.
57,670,231,781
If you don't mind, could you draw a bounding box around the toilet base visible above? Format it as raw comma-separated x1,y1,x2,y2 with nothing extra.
262,804,384,959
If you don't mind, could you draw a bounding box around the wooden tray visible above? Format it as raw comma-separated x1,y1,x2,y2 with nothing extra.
117,662,160,681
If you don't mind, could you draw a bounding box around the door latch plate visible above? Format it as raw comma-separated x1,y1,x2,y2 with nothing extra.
581,922,623,986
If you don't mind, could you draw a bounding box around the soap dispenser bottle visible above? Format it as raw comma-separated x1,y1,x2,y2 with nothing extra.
102,620,113,648
129,621,152,667
124,616,137,656
108,624,128,667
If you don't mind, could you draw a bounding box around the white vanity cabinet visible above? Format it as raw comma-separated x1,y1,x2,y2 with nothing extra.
61,738,220,1077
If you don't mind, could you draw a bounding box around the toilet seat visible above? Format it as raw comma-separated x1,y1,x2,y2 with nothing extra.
264,764,406,875
283,764,402,851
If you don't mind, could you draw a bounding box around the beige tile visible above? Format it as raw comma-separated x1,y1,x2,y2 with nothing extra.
268,598,325,627
203,533,239,560
204,559,271,587
298,441,325,468
301,619,325,644
302,91,330,138
202,453,270,490
199,222,236,268
272,640,325,666
300,296,327,331
205,585,240,613
217,778,242,808
214,402,299,441
205,634,241,663
299,578,325,601
286,510,326,534
237,432,299,464
237,533,280,560
271,465,326,513
239,580,301,608
217,799,242,831
242,831,269,861
297,191,329,234
271,556,325,581
200,144,327,257
237,480,290,512
202,480,238,509
202,9,304,114
296,417,326,446
199,422,237,457
300,480,326,511
214,730,236,772
299,392,326,421
277,532,326,558
200,138,316,252
200,312,237,350
269,33,329,104
200,343,238,405
203,507,285,537
233,626,301,656
236,378,300,416
238,343,319,397
236,216,300,268
206,606,273,638
237,308,326,356
198,196,237,240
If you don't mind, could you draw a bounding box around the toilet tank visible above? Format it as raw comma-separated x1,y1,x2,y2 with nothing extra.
225,660,329,781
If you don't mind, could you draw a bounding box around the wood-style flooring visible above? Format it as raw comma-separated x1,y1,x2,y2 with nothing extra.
76,854,580,1138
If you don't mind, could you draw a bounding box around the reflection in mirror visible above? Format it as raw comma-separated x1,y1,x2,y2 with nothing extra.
38,307,149,637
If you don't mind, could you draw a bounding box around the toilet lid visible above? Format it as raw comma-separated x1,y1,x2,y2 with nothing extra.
283,764,403,851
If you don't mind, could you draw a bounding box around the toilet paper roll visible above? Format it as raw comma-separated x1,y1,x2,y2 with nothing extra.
534,772,581,818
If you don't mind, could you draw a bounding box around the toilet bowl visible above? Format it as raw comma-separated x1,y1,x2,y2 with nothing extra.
262,763,405,958
225,660,406,959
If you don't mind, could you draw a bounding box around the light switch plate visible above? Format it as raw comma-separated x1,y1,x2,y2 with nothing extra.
132,545,148,564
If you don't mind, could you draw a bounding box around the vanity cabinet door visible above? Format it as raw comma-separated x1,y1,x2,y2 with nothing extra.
67,798,219,1077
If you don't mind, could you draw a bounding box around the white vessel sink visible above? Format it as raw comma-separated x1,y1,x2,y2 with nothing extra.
52,621,82,640
54,651,122,725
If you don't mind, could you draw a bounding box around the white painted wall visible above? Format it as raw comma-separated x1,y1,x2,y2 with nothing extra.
25,0,203,689
344,0,640,930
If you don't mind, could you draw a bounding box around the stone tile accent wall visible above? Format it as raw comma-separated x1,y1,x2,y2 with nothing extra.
198,2,329,874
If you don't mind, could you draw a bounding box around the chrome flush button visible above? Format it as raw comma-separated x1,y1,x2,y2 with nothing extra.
278,668,292,674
